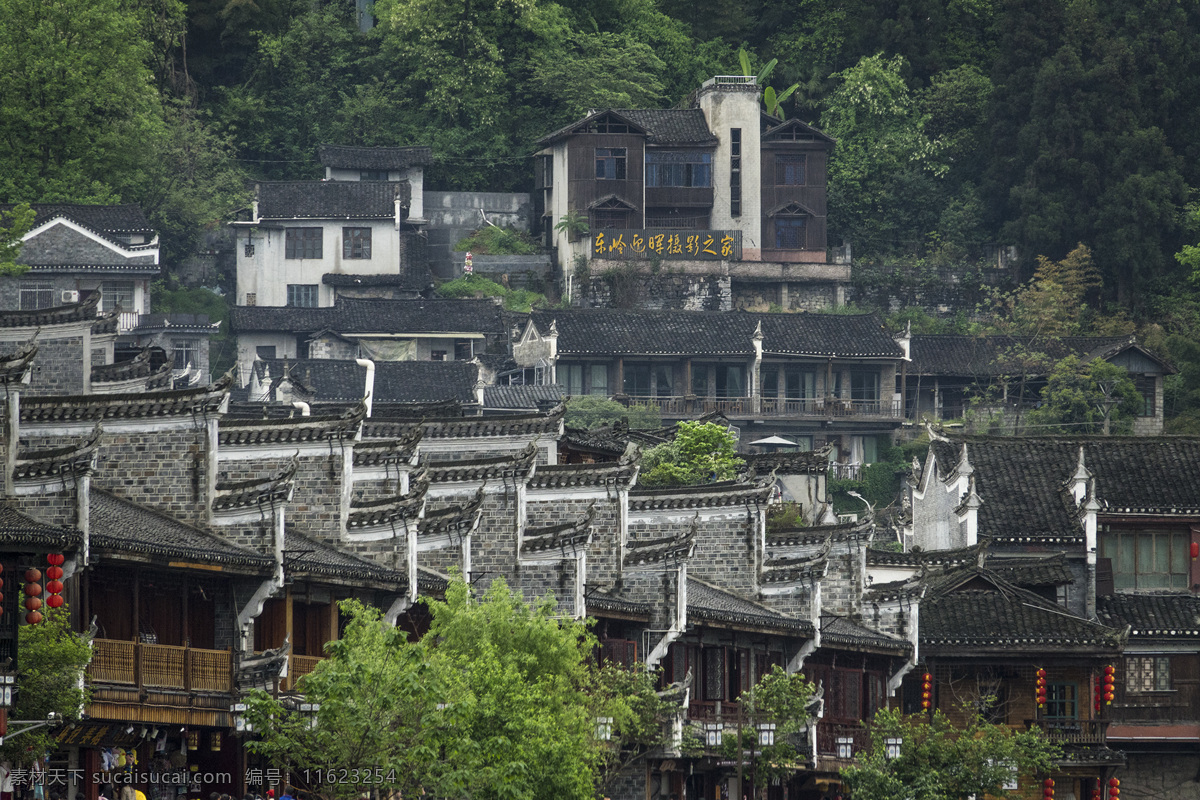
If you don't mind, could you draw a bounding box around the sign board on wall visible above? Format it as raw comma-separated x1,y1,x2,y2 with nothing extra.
591,230,741,261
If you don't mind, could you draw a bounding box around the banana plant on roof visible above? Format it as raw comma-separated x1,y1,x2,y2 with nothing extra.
738,47,800,120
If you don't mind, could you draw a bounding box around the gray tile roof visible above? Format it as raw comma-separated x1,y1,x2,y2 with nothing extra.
230,298,506,336
537,108,716,147
322,271,433,293
1,204,155,236
483,383,564,411
89,489,271,569
687,578,813,635
318,144,433,171
363,408,562,440
256,180,410,219
20,373,232,423
219,405,364,446
1096,594,1200,639
255,358,479,405
615,109,717,145
285,529,407,585
0,293,99,329
530,309,901,358
820,615,910,654
920,567,1125,653
929,437,1200,539
0,505,80,549
909,335,1171,377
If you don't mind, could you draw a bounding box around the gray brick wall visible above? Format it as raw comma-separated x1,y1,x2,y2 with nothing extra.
25,334,87,396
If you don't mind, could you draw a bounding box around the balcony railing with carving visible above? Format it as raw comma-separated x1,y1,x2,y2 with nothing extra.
88,639,233,694
626,396,902,420
1026,719,1109,745
286,654,324,691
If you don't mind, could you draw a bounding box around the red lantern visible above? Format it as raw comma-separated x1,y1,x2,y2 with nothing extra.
25,610,42,625
45,566,62,581
24,597,41,611
46,554,64,567
24,568,40,583
46,595,63,609
921,672,933,710
23,582,41,597
1191,541,1199,560
45,580,63,595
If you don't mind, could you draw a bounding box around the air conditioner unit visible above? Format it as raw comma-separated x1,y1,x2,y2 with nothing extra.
61,290,79,303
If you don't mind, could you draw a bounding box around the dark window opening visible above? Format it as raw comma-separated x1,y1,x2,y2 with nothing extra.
286,284,318,307
360,170,388,180
646,151,712,187
285,227,323,259
343,227,372,259
595,148,627,180
776,154,808,185
19,281,54,311
730,129,742,217
775,217,808,249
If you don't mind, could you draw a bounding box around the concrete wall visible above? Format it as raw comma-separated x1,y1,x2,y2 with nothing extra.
423,191,533,280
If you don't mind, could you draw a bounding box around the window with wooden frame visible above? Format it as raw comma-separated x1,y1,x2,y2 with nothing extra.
1044,682,1078,720
776,153,808,185
343,227,372,259
775,216,808,249
1126,656,1171,693
285,227,323,259
1099,528,1190,590
1133,374,1157,416
595,148,627,180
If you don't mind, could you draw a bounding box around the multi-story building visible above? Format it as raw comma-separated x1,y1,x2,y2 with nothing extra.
514,307,906,466
534,76,849,309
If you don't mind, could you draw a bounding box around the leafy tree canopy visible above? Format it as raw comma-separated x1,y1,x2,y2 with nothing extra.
1025,356,1143,434
841,708,1061,800
639,420,744,487
0,605,93,766
0,202,35,276
563,395,661,430
244,580,668,800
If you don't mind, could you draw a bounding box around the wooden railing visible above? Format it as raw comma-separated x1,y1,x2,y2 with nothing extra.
1026,719,1109,744
287,655,324,690
88,639,233,693
626,396,903,419
816,720,870,761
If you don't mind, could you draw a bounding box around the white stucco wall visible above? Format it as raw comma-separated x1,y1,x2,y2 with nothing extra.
236,220,401,307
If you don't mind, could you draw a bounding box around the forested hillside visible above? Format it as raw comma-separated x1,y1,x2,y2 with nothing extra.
5,0,1200,425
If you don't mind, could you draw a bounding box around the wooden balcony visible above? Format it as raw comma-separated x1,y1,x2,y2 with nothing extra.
625,396,902,421
1026,719,1110,745
88,638,233,694
815,720,870,769
285,654,324,691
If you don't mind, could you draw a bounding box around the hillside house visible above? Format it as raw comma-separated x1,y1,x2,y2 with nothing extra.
229,297,508,384
904,334,1174,434
514,308,905,465
0,204,218,378
535,77,852,309
231,177,433,309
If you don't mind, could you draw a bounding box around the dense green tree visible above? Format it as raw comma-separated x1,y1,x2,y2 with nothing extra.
0,605,93,767
0,203,35,276
820,54,945,256
1025,356,1142,434
245,581,669,800
563,395,661,430
841,708,1060,800
639,420,745,487
986,0,1190,304
0,0,160,203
